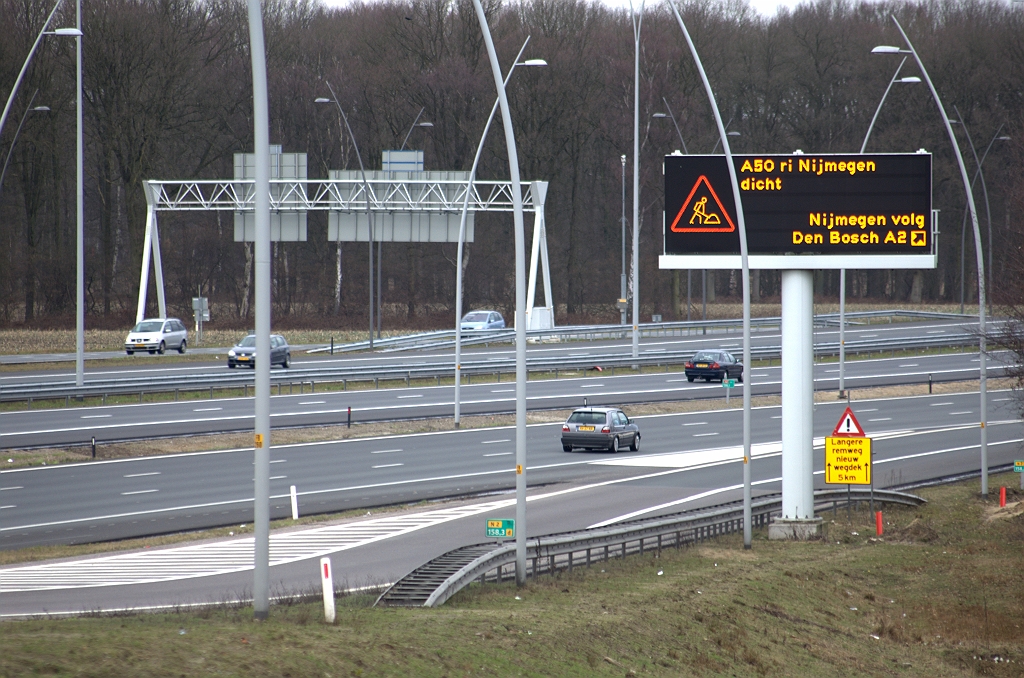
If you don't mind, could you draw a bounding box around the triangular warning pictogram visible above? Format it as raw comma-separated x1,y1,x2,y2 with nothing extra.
832,406,866,437
670,175,736,233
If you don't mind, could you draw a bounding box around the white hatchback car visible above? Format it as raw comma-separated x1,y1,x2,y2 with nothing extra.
125,318,188,355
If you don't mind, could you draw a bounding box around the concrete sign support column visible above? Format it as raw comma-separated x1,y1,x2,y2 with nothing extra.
771,270,820,538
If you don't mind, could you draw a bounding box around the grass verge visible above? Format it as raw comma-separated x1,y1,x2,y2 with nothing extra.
2,473,1023,677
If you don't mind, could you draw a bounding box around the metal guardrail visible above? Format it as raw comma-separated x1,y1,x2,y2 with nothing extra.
312,309,982,354
375,488,926,607
0,333,986,403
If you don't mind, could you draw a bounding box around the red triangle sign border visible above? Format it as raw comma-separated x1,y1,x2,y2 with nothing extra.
832,406,866,437
669,175,736,233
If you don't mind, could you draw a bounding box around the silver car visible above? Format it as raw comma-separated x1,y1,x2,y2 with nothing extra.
460,310,505,331
561,407,640,453
125,318,188,355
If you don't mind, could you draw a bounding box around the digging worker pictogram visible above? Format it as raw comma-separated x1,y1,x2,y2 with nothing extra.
689,196,721,226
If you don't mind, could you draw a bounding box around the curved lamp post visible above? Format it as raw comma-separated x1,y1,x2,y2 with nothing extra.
652,96,688,153
0,90,49,201
876,14,990,495
666,0,753,548
629,0,645,362
841,57,921,397
470,0,529,584
316,84,376,349
453,38,544,428
399,107,433,151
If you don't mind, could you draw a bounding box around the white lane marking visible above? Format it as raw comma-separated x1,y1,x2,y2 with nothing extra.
993,398,1011,402
825,369,839,373
123,472,160,478
270,459,286,464
771,415,781,419
930,402,954,406
299,401,326,405
81,415,112,419
949,411,972,415
859,408,878,412
371,463,404,469
483,452,513,457
397,395,423,399
860,334,878,338
682,422,707,426
926,330,945,334
898,363,919,368
666,379,693,383
193,407,222,412
1,486,24,491
580,384,604,388
270,475,287,480
120,489,158,496
693,432,719,437
491,389,514,393
0,505,15,510
482,439,511,444
869,417,892,422
370,449,402,455
643,349,666,353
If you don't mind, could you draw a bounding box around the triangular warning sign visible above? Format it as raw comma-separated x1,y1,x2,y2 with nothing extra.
832,406,866,437
669,175,736,233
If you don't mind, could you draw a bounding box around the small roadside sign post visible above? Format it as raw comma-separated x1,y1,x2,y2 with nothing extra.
1015,460,1024,489
722,378,736,404
486,518,515,539
825,407,873,519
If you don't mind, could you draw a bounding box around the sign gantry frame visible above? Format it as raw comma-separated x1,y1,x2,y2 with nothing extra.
136,178,553,326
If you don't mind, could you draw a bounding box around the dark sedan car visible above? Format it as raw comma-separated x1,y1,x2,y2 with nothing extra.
227,334,291,368
561,407,640,453
684,350,743,383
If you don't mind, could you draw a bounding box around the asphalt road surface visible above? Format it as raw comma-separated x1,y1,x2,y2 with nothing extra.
1,388,1019,617
0,350,1008,449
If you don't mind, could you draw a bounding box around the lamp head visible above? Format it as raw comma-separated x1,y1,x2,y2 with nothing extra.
652,113,667,118
314,97,331,104
621,154,626,165
997,136,1011,141
31,106,50,112
417,122,433,128
871,45,902,54
898,76,921,83
727,131,741,137
521,59,547,67
52,27,83,36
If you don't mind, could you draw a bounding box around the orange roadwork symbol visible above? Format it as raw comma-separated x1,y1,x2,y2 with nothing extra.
670,175,736,233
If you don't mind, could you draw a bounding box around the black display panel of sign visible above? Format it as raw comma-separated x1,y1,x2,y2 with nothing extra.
664,153,932,256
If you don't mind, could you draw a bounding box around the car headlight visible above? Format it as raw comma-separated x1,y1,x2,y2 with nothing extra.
228,350,235,357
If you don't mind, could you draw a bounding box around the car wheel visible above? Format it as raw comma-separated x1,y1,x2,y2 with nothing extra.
630,434,640,452
609,436,619,453
126,350,133,355
282,353,290,368
178,339,187,354
157,341,165,355
149,350,156,354
228,363,236,369
686,376,694,382
562,445,572,452
737,373,743,383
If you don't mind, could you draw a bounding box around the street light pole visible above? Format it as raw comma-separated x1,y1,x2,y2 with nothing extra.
245,0,272,620
399,107,433,151
0,91,48,201
652,97,688,153
620,154,627,325
886,16,989,495
470,0,528,585
453,37,542,428
957,128,1007,314
316,84,375,349
667,0,753,549
630,0,645,362
850,56,921,397
75,0,84,388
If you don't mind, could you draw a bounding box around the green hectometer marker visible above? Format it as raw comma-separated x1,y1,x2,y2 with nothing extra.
486,518,515,538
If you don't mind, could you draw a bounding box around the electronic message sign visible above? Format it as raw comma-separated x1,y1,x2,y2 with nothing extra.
660,153,936,270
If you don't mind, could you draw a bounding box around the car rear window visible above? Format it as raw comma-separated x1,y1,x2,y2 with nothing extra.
567,411,607,425
693,352,719,361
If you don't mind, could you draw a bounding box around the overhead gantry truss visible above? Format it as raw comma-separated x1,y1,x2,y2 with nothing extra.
136,178,553,328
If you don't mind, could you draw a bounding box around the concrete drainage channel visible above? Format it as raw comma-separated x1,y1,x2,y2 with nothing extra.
375,487,928,608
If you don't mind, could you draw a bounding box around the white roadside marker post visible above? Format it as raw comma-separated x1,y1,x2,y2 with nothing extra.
320,557,335,624
290,485,299,521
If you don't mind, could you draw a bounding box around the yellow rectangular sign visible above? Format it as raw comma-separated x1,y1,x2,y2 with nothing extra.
825,436,872,485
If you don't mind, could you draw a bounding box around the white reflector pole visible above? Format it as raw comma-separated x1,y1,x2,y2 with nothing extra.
320,557,335,623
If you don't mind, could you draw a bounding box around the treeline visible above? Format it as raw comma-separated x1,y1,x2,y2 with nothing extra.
1,0,1022,328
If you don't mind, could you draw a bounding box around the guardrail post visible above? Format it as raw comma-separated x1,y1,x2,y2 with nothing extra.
210,385,213,399
374,377,378,389
347,406,351,428
343,379,347,390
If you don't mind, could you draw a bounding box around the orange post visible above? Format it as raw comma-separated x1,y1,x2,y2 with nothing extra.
875,511,883,536
1000,486,1006,508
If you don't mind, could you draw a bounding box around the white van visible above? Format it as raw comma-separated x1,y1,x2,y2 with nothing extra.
125,318,188,355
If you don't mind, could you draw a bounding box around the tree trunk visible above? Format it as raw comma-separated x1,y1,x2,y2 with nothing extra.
240,242,253,319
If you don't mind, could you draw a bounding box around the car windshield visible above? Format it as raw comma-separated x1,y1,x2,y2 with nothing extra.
693,352,720,361
463,312,489,322
132,321,163,333
237,335,257,348
567,411,606,425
